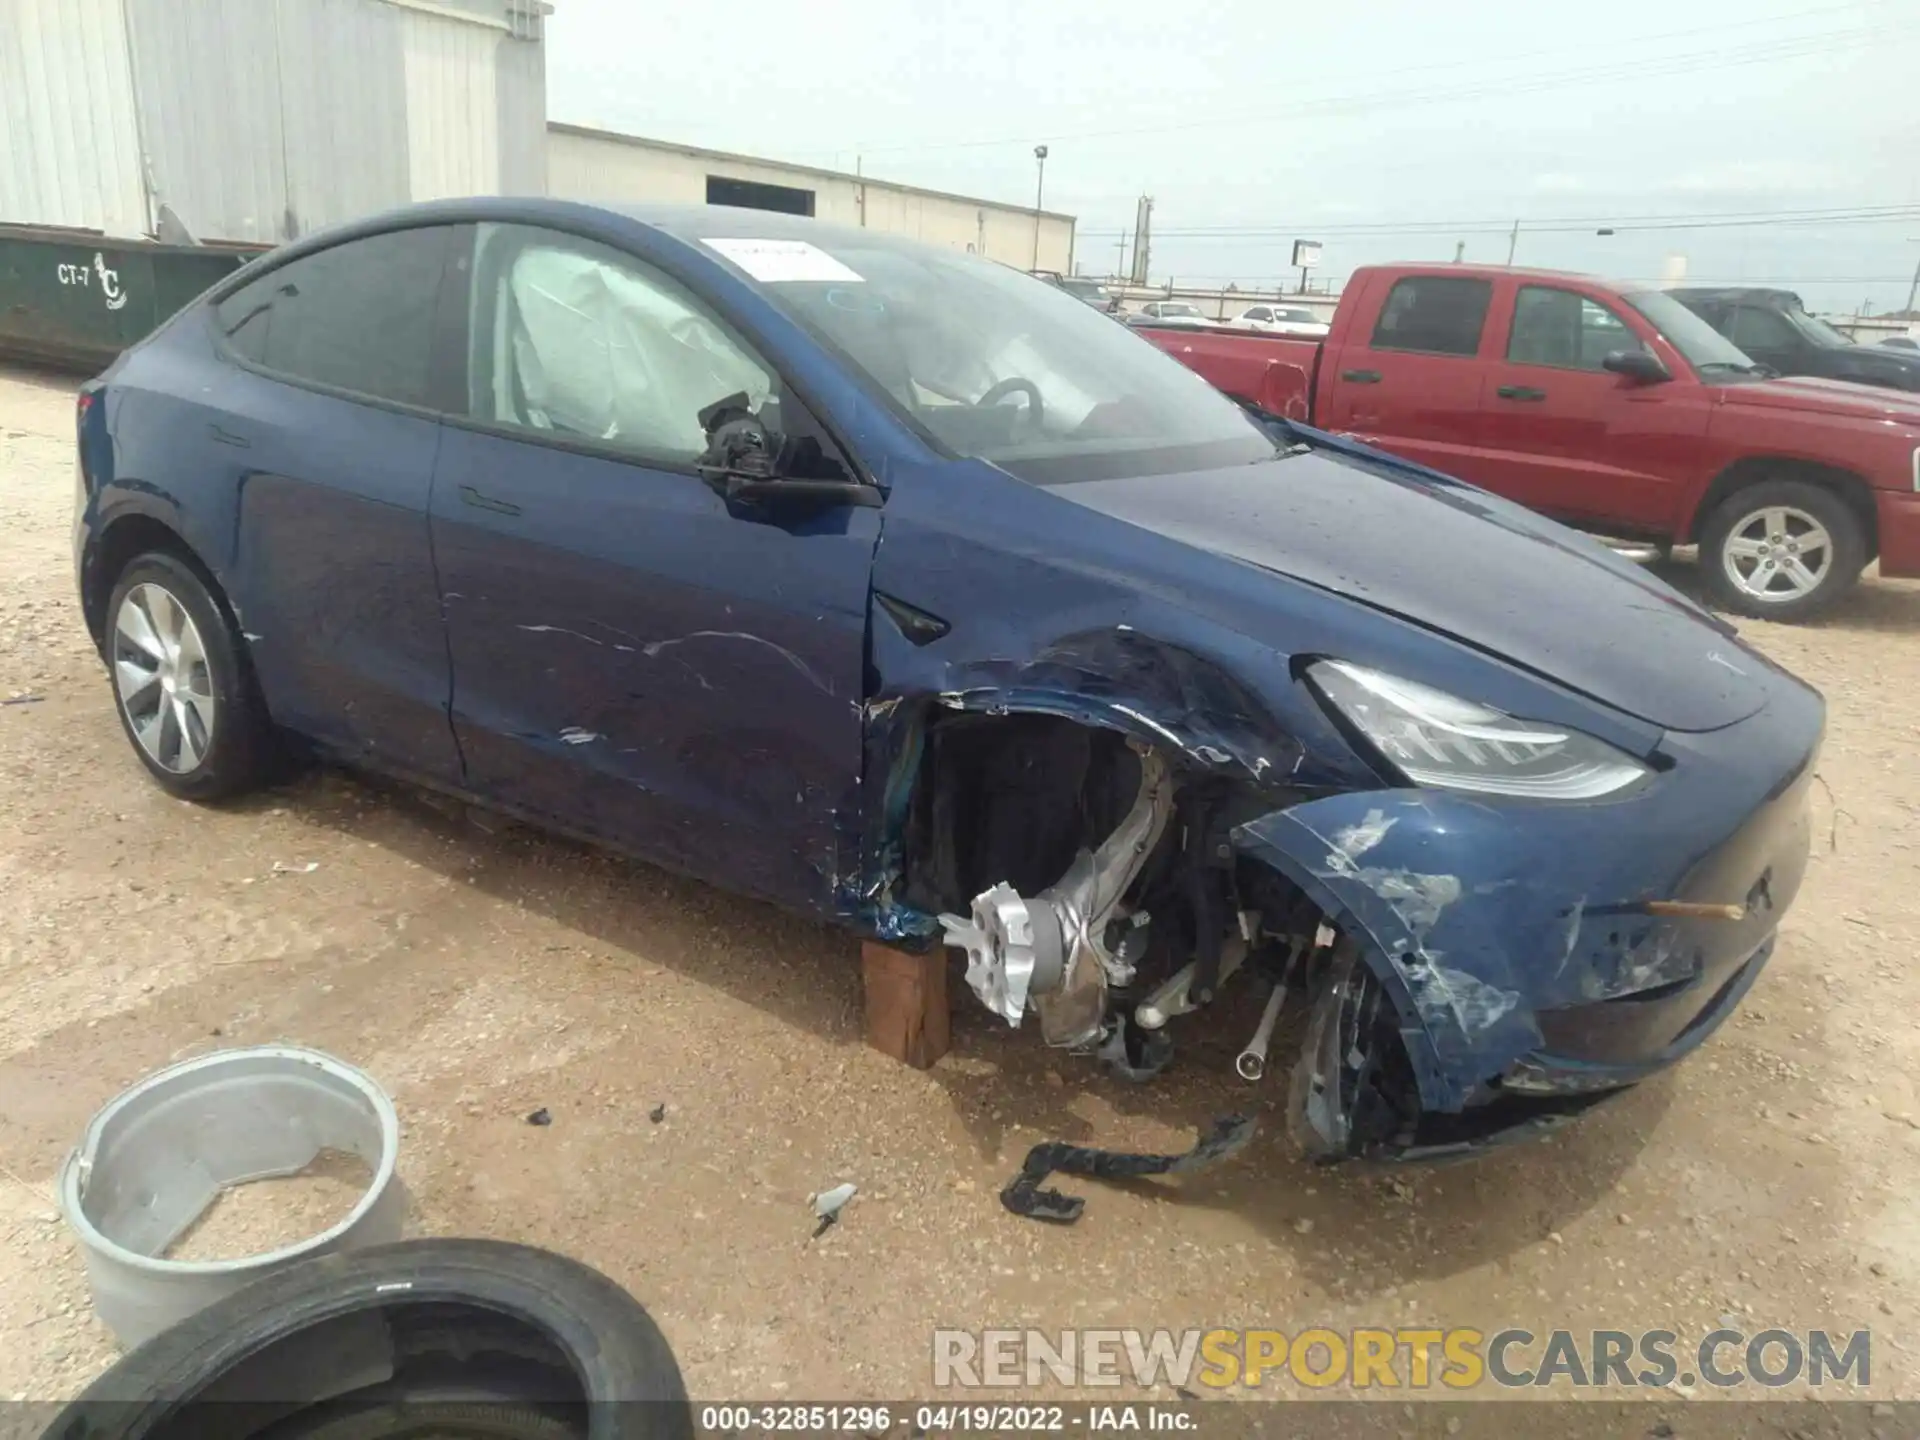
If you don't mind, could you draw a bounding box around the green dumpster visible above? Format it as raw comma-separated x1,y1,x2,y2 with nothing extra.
0,225,268,372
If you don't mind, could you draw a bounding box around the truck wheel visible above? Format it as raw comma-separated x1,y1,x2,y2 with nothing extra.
1699,480,1865,622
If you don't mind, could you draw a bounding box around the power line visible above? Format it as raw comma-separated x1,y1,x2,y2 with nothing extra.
787,0,1900,161
1135,273,1920,285
1080,204,1920,241
811,17,1910,157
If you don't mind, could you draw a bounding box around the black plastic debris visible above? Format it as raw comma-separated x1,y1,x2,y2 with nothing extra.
648,1103,667,1124
525,1107,552,1127
1001,1114,1257,1224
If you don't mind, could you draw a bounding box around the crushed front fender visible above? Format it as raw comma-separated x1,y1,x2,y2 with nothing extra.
1235,793,1544,1114
1232,713,1818,1128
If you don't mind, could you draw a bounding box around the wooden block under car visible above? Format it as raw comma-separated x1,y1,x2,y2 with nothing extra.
860,940,951,1068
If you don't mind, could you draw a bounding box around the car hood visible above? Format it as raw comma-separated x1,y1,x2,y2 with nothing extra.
1050,447,1768,732
1716,372,1920,421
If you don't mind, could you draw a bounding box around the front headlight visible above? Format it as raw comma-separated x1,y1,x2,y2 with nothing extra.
1308,660,1650,800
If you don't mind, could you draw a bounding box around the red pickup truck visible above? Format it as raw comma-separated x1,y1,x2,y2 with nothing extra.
1141,263,1920,620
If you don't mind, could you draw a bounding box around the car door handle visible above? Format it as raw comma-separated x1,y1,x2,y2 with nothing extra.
208,423,251,448
1496,385,1548,401
459,484,522,518
1341,369,1382,384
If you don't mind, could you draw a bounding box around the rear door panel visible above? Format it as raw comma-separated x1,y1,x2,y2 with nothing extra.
1319,271,1491,476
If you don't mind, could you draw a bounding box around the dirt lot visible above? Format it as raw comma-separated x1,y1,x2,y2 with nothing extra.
2,362,1918,1414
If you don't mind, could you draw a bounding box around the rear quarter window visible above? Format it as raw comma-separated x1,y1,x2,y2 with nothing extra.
1369,276,1493,357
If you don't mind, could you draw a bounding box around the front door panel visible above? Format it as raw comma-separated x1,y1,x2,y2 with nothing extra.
431,429,878,912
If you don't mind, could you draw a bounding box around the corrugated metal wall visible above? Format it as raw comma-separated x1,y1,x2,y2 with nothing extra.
274,0,412,232
400,7,500,203
494,26,549,196
0,0,150,237
124,0,418,243
5,0,546,243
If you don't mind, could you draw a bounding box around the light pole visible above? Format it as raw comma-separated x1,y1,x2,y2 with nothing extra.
1032,145,1049,270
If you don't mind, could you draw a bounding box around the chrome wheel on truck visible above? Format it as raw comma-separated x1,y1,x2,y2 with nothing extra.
1700,479,1865,622
1721,506,1832,604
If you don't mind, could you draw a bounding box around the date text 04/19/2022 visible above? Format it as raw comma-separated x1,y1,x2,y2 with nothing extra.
699,1406,1197,1434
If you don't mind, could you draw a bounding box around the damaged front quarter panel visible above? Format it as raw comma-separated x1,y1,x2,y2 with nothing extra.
1235,793,1545,1118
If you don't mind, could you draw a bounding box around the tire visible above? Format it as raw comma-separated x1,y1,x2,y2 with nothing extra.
104,551,274,801
42,1239,693,1440
1698,479,1866,622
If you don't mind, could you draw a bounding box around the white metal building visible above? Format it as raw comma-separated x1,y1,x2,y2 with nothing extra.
548,123,1077,273
0,0,548,245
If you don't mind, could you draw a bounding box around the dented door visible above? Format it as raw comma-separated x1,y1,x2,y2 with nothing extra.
429,222,877,912
430,427,877,911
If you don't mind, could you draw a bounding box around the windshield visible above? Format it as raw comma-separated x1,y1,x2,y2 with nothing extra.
1157,302,1203,317
1623,290,1761,376
1276,309,1320,324
1061,278,1111,302
737,238,1275,481
1790,309,1853,348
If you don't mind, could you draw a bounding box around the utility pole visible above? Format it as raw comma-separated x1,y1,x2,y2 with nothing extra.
1453,241,1465,264
1506,219,1520,266
1031,145,1049,270
1905,239,1920,319
1114,230,1128,278
855,155,866,228
1131,195,1154,286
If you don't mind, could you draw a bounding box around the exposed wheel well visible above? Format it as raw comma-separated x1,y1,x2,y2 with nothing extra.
896,711,1144,917
83,515,206,648
1687,457,1879,561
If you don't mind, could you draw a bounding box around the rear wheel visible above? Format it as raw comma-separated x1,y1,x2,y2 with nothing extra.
106,552,273,800
1699,479,1865,622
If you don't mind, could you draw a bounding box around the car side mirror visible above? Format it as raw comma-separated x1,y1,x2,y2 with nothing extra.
1603,349,1671,385
695,391,881,511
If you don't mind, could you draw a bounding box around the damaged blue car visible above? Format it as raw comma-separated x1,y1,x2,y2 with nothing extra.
74,199,1822,1160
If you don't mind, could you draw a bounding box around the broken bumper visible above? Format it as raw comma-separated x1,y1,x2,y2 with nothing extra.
1232,679,1821,1157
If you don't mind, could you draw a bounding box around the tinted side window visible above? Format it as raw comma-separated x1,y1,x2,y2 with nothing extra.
214,271,276,363
214,227,449,408
1369,277,1491,357
1507,286,1645,371
1727,306,1796,352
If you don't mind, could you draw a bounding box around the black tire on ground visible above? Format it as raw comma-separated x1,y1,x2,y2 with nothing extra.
42,1239,693,1440
1697,478,1867,622
103,551,274,801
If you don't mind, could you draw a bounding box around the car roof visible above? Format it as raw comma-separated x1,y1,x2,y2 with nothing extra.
608,201,940,255
260,196,993,274
1667,286,1806,307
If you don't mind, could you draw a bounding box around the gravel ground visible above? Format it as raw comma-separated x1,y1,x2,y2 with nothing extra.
2,363,1917,1417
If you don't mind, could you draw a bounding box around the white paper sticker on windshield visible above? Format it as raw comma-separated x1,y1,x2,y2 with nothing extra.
702,238,864,284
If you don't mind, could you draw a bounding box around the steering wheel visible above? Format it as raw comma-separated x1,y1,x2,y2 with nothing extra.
975,376,1045,435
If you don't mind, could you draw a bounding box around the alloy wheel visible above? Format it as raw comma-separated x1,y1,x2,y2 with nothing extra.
1721,505,1832,603
113,582,217,773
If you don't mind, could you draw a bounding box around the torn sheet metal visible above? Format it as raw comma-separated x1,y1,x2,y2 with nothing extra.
905,628,1303,786
1232,763,1814,1115
1000,1115,1257,1224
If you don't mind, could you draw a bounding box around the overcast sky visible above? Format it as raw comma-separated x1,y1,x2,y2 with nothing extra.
546,0,1920,314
